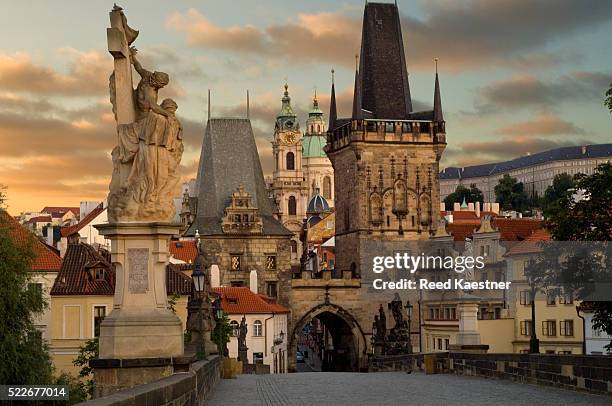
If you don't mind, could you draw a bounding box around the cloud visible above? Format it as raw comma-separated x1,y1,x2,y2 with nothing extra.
0,51,110,96
495,115,586,136
168,1,612,72
474,71,612,112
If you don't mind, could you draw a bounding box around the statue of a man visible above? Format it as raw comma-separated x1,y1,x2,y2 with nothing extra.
389,293,406,329
377,304,386,339
238,316,248,350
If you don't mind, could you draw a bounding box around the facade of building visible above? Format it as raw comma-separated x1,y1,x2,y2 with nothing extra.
213,287,289,373
325,1,447,273
185,118,294,307
440,144,612,202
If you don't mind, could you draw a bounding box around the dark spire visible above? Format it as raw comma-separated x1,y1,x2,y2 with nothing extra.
433,58,443,122
352,54,362,119
328,69,337,130
358,2,412,119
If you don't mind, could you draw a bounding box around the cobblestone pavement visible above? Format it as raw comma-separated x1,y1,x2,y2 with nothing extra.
207,372,611,406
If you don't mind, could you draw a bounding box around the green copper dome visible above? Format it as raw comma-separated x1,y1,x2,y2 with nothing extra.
302,134,327,158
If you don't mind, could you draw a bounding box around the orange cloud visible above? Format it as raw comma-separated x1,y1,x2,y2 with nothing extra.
496,115,586,136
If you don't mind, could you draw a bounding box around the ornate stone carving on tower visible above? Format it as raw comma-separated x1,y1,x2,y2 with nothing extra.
325,1,447,273
270,84,309,264
93,5,185,397
221,185,264,235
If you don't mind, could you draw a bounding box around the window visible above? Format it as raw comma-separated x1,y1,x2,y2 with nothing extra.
545,350,555,354
429,308,434,319
286,152,295,170
230,255,242,271
559,350,572,355
546,291,556,305
520,290,532,305
592,326,602,337
494,307,501,320
542,320,557,336
290,240,298,254
520,320,532,336
93,306,106,337
230,320,239,336
437,338,442,350
560,320,574,336
94,268,105,280
559,290,573,304
451,308,456,320
266,282,278,298
323,176,332,199
444,339,449,350
479,245,490,257
230,281,245,287
266,255,277,271
288,196,297,216
253,352,264,364
253,320,263,337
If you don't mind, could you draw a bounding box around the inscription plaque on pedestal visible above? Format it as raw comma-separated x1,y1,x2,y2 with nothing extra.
128,248,149,293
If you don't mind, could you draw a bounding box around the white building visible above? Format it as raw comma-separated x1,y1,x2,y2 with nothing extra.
582,309,612,355
212,286,289,373
58,202,107,257
440,144,612,202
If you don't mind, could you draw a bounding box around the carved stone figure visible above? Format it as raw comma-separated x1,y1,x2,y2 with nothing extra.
238,316,248,351
388,293,406,329
107,6,183,223
377,304,387,339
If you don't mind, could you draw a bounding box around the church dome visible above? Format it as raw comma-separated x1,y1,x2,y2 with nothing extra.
302,135,327,158
307,188,331,214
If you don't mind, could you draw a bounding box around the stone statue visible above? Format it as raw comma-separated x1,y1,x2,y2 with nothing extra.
107,5,183,223
238,316,248,350
388,293,406,329
377,304,387,339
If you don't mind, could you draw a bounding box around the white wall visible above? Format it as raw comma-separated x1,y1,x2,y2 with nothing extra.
585,313,612,355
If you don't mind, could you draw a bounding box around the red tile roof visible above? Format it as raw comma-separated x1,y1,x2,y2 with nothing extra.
27,215,52,224
41,206,80,218
60,203,104,237
0,210,62,271
212,287,289,315
504,228,552,256
50,244,115,295
445,218,542,242
169,240,198,263
51,243,193,296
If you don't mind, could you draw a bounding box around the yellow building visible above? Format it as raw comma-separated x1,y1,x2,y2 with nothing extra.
49,244,191,375
505,232,583,354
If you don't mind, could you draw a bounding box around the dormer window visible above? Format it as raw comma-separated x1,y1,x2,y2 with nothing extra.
90,268,105,280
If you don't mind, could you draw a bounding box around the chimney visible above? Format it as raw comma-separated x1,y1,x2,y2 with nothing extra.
440,202,446,212
467,202,475,212
491,203,500,215
483,202,491,212
453,202,460,212
475,201,481,218
210,264,220,288
249,270,258,294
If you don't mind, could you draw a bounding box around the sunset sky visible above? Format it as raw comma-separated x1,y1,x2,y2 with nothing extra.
1,0,612,214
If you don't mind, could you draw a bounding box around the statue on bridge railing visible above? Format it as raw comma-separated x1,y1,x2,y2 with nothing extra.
237,316,249,363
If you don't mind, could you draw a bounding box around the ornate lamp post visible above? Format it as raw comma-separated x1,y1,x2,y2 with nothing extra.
527,260,540,354
405,300,413,353
192,262,206,360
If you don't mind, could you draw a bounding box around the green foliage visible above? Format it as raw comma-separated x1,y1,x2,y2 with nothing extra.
0,184,6,209
0,212,54,385
541,173,575,218
545,163,612,241
494,174,529,212
72,337,99,399
605,83,612,112
53,372,88,404
167,292,180,314
211,314,232,356
443,184,484,208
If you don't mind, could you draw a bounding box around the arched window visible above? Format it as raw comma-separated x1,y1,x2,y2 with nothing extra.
290,240,298,253
253,320,263,337
230,320,239,337
288,196,297,215
286,152,295,170
323,176,332,199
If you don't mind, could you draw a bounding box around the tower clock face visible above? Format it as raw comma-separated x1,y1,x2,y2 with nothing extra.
284,132,297,145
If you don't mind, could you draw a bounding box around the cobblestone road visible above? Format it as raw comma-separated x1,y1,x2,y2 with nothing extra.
207,372,610,406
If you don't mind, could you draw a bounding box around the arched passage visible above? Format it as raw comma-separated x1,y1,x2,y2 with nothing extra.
289,303,367,372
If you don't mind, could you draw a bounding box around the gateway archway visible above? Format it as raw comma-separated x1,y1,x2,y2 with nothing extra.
290,303,367,372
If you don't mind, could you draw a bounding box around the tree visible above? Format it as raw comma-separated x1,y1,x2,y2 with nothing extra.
73,338,99,399
541,173,575,218
494,174,529,212
542,163,612,350
211,314,232,356
0,184,6,209
605,82,612,112
0,210,54,385
443,184,484,209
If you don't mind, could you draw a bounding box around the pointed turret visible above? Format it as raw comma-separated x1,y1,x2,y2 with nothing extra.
276,83,298,131
328,69,337,130
352,56,363,119
433,60,444,122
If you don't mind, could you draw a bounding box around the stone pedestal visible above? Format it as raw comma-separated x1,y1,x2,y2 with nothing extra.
451,295,489,353
92,222,184,396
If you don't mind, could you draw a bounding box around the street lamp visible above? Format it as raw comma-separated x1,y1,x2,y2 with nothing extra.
192,262,206,360
527,260,540,354
405,300,413,351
